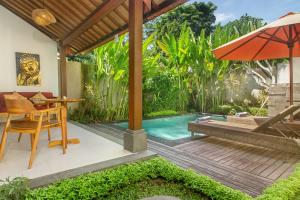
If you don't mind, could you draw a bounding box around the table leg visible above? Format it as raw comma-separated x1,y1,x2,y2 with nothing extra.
48,139,80,147
48,102,80,148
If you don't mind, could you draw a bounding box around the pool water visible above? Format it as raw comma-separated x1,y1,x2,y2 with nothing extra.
115,114,226,140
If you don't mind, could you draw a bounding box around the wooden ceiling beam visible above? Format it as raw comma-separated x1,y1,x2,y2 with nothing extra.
143,0,152,14
145,0,187,21
151,1,159,10
76,0,187,54
62,0,125,46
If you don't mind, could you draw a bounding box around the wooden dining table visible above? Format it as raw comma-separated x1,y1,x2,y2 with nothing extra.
44,98,84,148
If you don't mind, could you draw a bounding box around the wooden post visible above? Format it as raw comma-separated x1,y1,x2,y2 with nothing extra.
128,0,143,130
124,0,147,152
59,45,67,97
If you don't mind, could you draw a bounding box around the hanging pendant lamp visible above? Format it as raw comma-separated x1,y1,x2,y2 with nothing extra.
32,0,56,26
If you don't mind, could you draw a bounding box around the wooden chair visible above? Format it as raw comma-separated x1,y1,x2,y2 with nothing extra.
0,95,66,169
17,102,61,143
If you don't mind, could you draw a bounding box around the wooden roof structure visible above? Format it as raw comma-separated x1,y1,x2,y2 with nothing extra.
0,0,186,55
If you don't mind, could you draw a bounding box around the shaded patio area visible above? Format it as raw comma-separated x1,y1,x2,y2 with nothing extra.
0,122,155,187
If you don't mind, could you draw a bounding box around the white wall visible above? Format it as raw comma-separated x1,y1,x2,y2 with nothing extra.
277,58,300,84
0,5,59,96
66,61,82,110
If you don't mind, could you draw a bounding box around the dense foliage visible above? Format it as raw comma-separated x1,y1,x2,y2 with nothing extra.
145,2,217,39
209,105,268,116
70,8,273,122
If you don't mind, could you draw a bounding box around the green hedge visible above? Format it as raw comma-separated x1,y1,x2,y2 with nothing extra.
26,158,250,200
144,110,179,118
209,105,268,117
2,157,299,199
248,107,268,117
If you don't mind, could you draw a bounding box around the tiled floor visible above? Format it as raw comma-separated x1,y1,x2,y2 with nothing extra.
0,123,132,180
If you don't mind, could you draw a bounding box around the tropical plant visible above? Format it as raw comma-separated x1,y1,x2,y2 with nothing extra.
71,34,158,122
0,177,29,200
157,24,191,111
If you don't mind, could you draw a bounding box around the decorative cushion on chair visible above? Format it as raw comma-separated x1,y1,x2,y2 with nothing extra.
29,92,48,105
12,92,27,99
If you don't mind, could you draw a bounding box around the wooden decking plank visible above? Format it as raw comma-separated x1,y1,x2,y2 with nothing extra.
212,144,248,162
183,139,228,154
176,138,214,150
236,149,271,170
260,159,287,178
150,144,268,195
192,140,232,156
151,138,274,183
229,147,267,168
279,163,298,179
197,138,244,159
177,157,262,196
209,142,247,161
151,141,273,185
217,145,254,164
267,156,300,180
262,153,299,179
251,152,287,175
188,163,262,196
223,146,260,167
243,150,278,172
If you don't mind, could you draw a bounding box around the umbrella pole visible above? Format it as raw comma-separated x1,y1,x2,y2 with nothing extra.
289,52,294,121
288,25,294,121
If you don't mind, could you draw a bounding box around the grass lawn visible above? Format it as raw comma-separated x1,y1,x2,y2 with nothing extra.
105,179,208,200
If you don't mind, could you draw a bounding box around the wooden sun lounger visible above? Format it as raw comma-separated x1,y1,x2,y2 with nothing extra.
188,105,300,154
253,105,300,132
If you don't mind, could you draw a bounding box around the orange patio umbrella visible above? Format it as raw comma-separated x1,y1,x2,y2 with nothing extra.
213,12,300,107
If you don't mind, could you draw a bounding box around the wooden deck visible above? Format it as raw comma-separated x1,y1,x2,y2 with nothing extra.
81,123,300,197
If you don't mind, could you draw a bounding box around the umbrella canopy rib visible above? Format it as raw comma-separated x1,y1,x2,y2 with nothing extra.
260,29,288,44
252,27,282,60
219,32,264,60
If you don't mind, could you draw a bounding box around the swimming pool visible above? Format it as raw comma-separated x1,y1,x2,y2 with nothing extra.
115,114,226,140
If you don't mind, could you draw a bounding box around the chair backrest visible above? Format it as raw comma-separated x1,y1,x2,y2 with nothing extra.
253,104,300,132
4,95,36,114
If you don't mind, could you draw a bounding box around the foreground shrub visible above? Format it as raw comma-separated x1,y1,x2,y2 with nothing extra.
3,157,299,200
27,158,250,200
0,177,29,200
